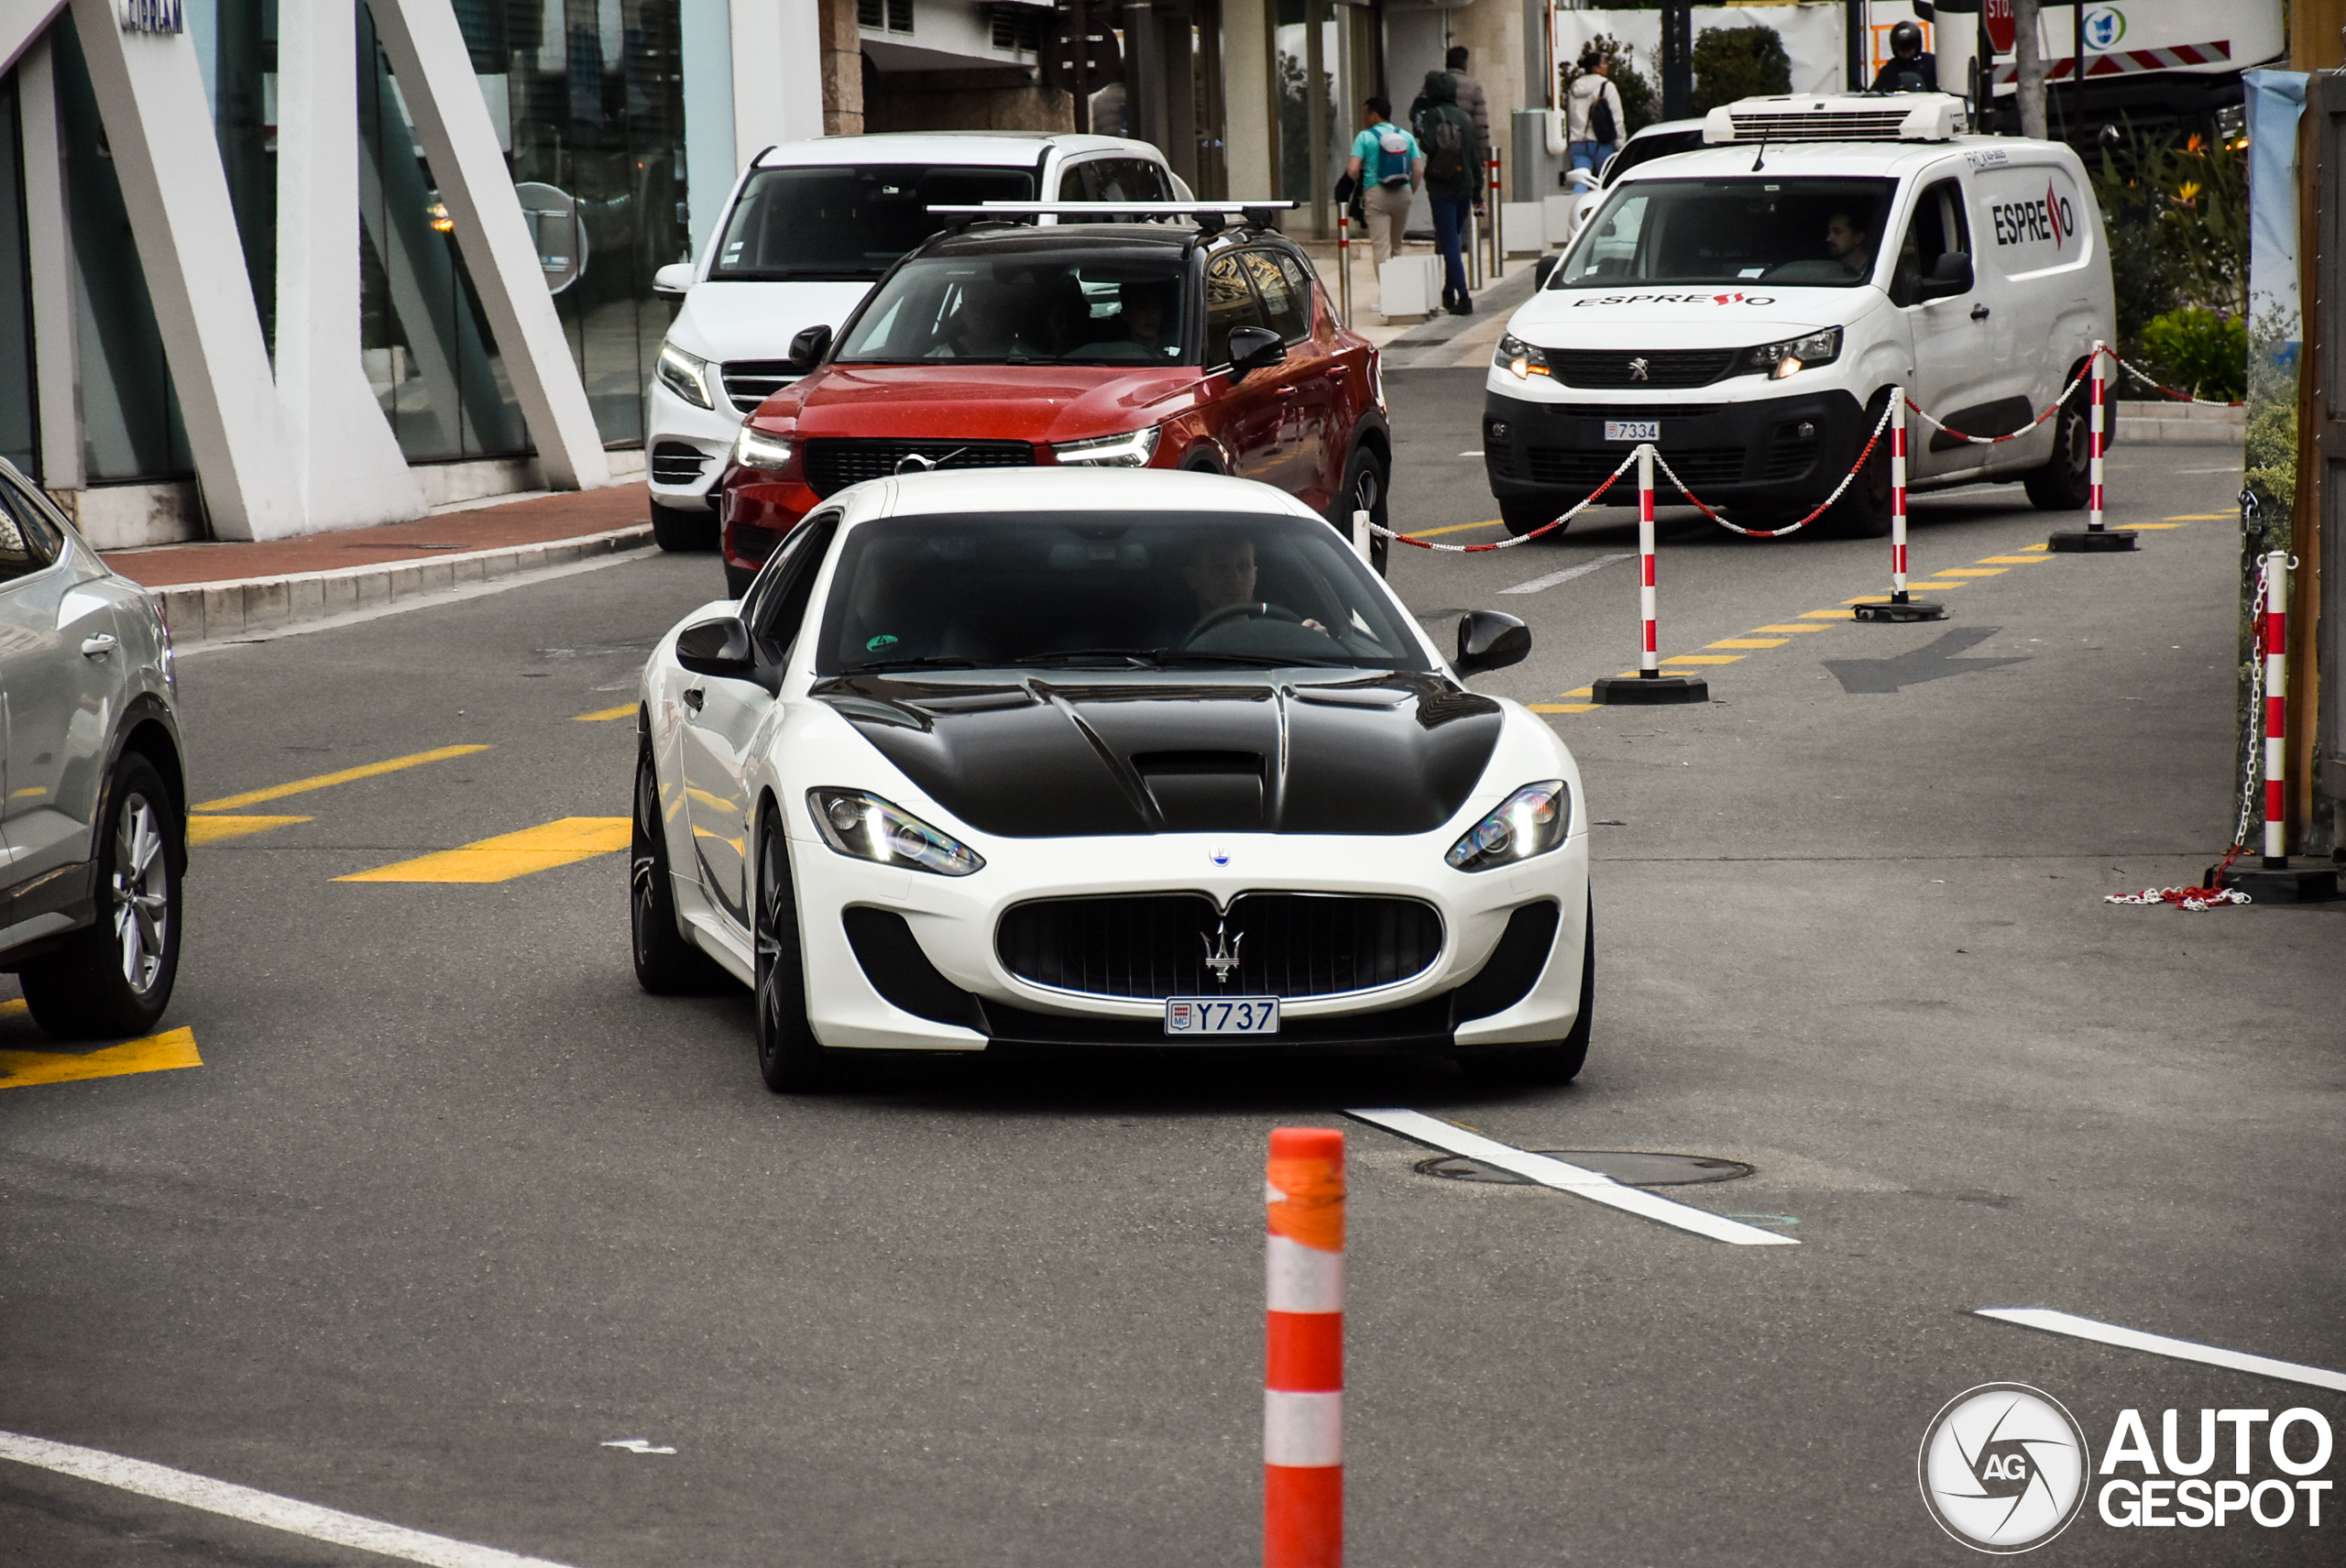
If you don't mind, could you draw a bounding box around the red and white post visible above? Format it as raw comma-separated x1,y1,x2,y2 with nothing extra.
2263,551,2289,865
1592,446,1707,700
1335,210,1353,324
2049,340,2136,551
1856,387,1944,621
2088,340,2108,532
1266,1127,1343,1568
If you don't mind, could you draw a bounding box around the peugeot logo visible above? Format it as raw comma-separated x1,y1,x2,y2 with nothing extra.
1627,356,1651,382
1200,916,1244,984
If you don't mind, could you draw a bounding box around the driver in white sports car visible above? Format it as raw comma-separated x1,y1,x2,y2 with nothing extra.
631,468,1593,1093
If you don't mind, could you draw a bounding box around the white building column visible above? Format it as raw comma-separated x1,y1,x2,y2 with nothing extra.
367,0,611,492
276,0,425,527
730,0,825,156
66,0,301,540
1222,0,1273,202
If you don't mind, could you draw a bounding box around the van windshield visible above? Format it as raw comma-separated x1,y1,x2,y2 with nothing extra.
833,253,1189,366
711,165,1037,281
1556,176,1899,289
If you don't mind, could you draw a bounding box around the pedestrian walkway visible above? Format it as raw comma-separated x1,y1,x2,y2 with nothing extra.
99,484,653,643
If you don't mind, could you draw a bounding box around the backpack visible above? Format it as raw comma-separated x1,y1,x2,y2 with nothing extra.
1423,110,1469,188
1375,126,1412,186
1590,84,1617,146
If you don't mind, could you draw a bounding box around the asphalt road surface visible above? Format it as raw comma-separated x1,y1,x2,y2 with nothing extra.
4,368,2340,1568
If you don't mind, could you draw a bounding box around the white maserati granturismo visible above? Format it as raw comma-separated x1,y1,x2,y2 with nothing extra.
631,468,1593,1091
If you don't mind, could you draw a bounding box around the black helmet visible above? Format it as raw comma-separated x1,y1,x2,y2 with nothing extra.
1890,20,1923,56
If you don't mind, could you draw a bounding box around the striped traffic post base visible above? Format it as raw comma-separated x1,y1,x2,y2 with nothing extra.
1335,211,1352,324
1266,1128,1344,1568
2050,342,2137,552
2220,552,2340,901
1594,445,1707,703
1856,386,1945,621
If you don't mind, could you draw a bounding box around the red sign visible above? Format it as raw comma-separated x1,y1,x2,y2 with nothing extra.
1983,0,2016,55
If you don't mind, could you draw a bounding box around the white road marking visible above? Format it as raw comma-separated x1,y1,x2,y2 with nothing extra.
2174,466,2243,475
1457,449,1484,457
598,1439,676,1454
0,1429,584,1568
1975,1310,2346,1392
1498,552,1637,596
1344,1109,1799,1246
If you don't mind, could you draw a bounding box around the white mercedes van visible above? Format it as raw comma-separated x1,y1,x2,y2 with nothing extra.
646,133,1186,551
1485,95,2115,536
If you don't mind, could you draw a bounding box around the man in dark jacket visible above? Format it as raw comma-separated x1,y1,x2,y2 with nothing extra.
1418,71,1481,314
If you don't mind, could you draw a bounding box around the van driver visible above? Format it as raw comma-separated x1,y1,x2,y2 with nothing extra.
1825,210,1876,281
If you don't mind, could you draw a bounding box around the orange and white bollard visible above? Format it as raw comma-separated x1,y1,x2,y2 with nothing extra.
1593,445,1707,703
1266,1127,1343,1568
1855,386,1944,621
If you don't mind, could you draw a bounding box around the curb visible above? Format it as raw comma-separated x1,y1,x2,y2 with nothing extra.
136,524,654,644
2114,412,2246,445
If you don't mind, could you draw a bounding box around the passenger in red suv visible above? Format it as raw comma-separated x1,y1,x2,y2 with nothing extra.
716,214,1394,594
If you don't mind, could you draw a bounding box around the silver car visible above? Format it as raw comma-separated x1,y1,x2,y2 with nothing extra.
0,457,187,1038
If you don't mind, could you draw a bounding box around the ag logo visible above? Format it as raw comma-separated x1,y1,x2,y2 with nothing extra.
1918,1383,2089,1552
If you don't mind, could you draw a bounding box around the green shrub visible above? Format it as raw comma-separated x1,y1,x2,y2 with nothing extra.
2242,402,2296,521
2141,307,2245,403
1691,25,1790,114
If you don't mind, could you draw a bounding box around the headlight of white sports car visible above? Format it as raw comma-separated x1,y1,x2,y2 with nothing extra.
807,788,985,876
1051,426,1160,467
734,426,795,471
1445,780,1571,872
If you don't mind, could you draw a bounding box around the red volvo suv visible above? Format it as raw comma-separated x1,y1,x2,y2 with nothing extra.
716,215,1391,594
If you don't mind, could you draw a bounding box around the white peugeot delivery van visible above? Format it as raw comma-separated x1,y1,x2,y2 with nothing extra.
1484,94,2116,537
646,132,1186,550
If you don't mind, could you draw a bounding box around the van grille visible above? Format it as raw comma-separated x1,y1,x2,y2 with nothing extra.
1547,349,1737,389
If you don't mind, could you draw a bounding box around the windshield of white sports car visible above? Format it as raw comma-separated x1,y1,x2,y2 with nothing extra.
1556,176,1899,289
814,512,1430,674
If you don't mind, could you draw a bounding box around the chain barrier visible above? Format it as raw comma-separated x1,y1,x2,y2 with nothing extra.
1902,357,2099,446
1370,449,1640,553
1656,400,1895,540
2103,557,2268,911
2110,351,2245,409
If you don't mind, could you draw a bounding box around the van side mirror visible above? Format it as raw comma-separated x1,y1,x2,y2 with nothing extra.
1534,254,1562,290
788,324,834,367
652,262,694,296
675,615,758,677
1226,325,1286,380
1916,250,1972,302
1455,610,1531,676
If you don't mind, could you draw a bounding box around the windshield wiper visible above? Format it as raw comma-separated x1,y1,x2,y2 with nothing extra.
1010,649,1165,667
1152,650,1352,668
840,655,981,674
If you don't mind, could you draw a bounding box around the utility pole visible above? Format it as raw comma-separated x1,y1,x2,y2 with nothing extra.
1847,0,1867,93
2012,0,2046,139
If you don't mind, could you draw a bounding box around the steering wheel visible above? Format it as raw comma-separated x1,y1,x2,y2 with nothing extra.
1183,601,1303,646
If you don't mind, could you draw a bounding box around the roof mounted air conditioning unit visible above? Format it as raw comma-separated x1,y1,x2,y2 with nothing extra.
1701,93,1965,146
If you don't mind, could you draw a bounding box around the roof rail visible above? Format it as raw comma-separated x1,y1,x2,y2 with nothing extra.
1701,93,1964,146
927,199,1299,235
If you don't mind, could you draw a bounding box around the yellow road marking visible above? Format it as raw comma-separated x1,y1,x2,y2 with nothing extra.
1846,596,1892,604
1753,623,1830,633
0,998,25,1018
0,1027,201,1090
574,704,636,722
1531,702,1599,714
1661,654,1741,665
9,786,43,798
1978,555,2054,565
1906,579,1968,588
1561,685,1595,697
336,817,630,884
1799,609,1852,619
1935,567,2009,576
1708,638,1787,649
2165,514,2228,521
2130,521,2185,530
2018,543,2050,552
1407,519,1507,538
187,815,312,846
195,744,489,812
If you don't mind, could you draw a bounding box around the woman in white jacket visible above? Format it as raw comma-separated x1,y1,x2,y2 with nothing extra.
1565,51,1626,181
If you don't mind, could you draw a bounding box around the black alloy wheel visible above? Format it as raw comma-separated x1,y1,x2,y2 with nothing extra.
1499,495,1568,540
752,810,831,1092
2023,381,2093,510
1825,395,1896,538
21,753,183,1040
1462,892,1595,1086
650,499,719,553
1334,444,1391,576
630,740,723,993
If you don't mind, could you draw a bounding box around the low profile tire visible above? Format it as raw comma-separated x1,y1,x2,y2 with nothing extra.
1825,399,1895,538
650,499,719,553
20,753,183,1040
2023,386,2092,510
752,809,832,1092
1499,495,1569,540
1461,893,1594,1087
723,563,759,599
630,740,724,994
1333,444,1391,576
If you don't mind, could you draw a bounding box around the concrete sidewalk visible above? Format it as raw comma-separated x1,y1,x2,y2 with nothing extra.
98,484,655,644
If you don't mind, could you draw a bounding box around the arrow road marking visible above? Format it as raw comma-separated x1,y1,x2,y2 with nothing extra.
1823,626,2029,695
1344,1109,1798,1245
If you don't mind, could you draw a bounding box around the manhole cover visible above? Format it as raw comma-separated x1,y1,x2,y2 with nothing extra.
1414,1150,1753,1187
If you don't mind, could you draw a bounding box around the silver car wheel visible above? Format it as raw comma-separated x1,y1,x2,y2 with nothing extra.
112,792,170,995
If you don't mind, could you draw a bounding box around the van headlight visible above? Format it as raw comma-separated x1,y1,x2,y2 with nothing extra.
656,341,718,409
1445,781,1572,872
1496,334,1552,380
733,426,795,472
1740,326,1841,380
1052,425,1161,467
807,789,985,877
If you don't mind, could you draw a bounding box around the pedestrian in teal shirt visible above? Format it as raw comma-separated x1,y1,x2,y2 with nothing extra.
1343,97,1420,269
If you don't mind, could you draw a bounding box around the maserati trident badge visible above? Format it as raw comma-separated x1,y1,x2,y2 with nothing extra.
1200,917,1243,984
